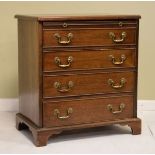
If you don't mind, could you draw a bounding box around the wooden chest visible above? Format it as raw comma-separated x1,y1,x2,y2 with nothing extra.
15,15,141,147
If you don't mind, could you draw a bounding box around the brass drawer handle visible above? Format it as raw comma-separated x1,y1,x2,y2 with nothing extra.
107,103,125,114
109,32,126,43
109,54,126,65
108,78,126,89
54,33,73,45
54,108,73,120
54,81,74,93
54,56,73,68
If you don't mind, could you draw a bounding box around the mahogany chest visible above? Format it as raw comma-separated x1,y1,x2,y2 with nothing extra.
15,15,141,146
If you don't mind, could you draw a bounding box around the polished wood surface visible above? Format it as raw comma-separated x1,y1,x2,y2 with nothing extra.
15,14,141,21
43,95,134,128
16,113,141,147
43,28,136,47
15,15,141,146
43,71,135,98
43,20,137,29
18,19,42,126
43,48,136,72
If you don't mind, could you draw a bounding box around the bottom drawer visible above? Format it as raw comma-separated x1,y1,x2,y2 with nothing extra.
43,95,134,128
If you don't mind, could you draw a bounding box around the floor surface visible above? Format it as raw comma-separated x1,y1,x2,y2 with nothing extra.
0,110,155,154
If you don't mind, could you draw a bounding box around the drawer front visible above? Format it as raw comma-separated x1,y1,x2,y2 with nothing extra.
43,95,134,128
43,20,137,29
43,28,136,47
43,71,135,98
43,49,136,72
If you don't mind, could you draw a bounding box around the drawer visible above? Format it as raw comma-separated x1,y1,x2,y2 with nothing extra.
43,48,136,72
43,71,135,98
43,20,137,29
43,28,136,47
43,95,134,128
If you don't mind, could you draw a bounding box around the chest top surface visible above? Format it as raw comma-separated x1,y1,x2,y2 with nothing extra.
15,14,141,21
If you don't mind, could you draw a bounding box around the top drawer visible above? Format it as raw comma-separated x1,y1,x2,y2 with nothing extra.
43,21,137,48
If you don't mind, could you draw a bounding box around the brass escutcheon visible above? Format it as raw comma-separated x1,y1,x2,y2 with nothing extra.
62,22,68,28
119,22,123,27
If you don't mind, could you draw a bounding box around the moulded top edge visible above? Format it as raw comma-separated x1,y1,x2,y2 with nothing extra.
14,14,141,21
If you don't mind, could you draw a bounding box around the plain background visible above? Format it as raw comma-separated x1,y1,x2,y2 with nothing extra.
0,1,155,100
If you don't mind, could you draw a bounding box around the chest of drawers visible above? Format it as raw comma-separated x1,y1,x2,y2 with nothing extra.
15,15,141,147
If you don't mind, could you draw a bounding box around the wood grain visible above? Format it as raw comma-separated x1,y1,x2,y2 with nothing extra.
15,14,141,21
16,113,141,146
43,71,135,98
43,95,134,128
16,15,141,146
43,48,136,72
43,28,136,47
18,19,42,126
43,20,137,29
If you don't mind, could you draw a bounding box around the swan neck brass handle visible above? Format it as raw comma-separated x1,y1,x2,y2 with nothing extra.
109,54,126,65
54,81,74,93
109,32,126,43
54,56,73,68
54,108,73,120
54,33,73,45
107,103,125,114
108,78,126,89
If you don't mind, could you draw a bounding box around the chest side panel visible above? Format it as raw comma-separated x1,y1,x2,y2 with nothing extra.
18,19,42,126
